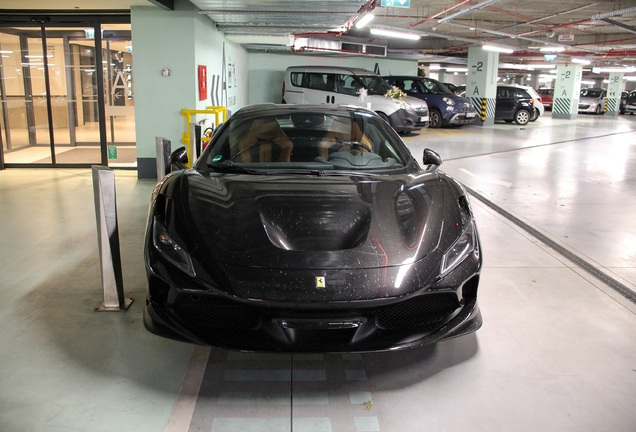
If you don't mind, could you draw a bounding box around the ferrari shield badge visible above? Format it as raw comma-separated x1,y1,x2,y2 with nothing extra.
316,276,326,288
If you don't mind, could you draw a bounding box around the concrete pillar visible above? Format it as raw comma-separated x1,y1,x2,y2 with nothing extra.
605,72,624,116
552,64,583,120
466,47,499,126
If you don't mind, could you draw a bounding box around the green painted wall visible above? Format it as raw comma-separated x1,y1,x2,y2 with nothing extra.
131,0,248,177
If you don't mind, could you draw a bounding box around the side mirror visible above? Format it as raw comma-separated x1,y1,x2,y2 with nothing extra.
423,148,442,171
169,146,188,171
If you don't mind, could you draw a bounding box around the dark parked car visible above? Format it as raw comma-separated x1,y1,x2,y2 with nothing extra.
538,88,553,110
495,85,535,125
384,76,477,128
623,90,636,114
144,104,483,352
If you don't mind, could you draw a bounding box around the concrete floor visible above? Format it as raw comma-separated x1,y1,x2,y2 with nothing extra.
1,113,635,432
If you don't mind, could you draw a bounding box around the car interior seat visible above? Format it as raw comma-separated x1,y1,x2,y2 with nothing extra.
317,118,374,160
232,118,293,163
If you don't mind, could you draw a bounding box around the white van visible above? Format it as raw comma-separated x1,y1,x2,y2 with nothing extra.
282,66,429,133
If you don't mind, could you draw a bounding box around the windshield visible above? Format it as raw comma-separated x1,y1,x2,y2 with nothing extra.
416,78,454,95
580,89,603,98
199,109,410,175
355,76,392,95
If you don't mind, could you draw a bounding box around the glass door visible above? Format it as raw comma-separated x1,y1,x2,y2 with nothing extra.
0,23,135,168
102,24,136,168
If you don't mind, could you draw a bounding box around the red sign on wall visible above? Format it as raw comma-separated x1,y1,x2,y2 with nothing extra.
198,65,207,101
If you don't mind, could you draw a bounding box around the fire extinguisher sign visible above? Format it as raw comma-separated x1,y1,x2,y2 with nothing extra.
198,65,207,101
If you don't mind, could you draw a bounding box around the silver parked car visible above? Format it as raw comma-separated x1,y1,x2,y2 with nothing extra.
578,88,606,115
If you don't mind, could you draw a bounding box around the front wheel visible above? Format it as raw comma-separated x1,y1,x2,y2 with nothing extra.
595,104,604,115
429,109,442,128
514,109,530,125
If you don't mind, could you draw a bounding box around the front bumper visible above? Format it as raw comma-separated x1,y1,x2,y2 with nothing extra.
624,103,636,114
144,281,481,352
389,108,429,133
144,255,482,352
446,111,478,125
578,102,601,113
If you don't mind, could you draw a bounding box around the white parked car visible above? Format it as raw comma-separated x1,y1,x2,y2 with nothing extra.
283,66,429,133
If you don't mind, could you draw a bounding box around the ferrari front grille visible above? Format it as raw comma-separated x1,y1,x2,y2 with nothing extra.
171,295,260,330
376,293,460,329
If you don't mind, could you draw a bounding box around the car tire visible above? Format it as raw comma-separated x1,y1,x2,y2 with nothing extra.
595,104,603,115
429,109,442,128
514,109,530,125
530,107,539,122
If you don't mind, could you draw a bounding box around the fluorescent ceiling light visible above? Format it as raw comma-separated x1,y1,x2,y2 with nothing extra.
370,28,420,40
482,44,514,53
355,13,375,29
596,67,636,73
571,58,591,65
540,47,566,52
0,50,13,54
623,76,636,81
446,67,468,72
581,80,596,85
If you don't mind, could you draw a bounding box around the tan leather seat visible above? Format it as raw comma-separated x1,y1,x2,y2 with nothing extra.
232,118,293,163
317,119,373,160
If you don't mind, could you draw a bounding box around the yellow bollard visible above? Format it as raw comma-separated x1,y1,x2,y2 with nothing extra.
180,106,227,167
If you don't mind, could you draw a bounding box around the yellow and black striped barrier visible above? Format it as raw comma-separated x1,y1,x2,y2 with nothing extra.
480,98,487,121
604,98,608,113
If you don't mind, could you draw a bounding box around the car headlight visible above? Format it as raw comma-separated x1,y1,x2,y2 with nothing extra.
152,216,196,277
440,221,479,277
440,195,479,277
396,100,415,111
442,97,455,106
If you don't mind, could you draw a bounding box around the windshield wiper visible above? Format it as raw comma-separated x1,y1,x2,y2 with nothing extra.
207,161,264,174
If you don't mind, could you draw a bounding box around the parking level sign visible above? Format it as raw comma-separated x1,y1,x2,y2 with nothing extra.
381,0,410,7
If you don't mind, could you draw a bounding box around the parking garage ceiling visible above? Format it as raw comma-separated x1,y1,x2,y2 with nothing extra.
3,0,636,68
190,0,636,69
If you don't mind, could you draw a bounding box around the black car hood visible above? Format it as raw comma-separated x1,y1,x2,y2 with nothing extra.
178,170,448,270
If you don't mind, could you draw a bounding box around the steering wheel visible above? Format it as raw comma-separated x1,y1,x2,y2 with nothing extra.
332,140,373,154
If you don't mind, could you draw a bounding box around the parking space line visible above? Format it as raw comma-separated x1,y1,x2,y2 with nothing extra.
354,416,381,432
164,347,211,432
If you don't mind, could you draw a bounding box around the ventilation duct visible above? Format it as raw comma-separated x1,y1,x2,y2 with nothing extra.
292,35,386,57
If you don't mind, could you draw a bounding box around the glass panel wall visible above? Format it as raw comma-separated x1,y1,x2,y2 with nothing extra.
0,22,135,167
102,24,136,168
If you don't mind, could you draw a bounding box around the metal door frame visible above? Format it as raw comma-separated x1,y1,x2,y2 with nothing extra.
0,12,130,169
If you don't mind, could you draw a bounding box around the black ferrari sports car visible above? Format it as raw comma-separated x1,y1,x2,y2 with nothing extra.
144,103,482,352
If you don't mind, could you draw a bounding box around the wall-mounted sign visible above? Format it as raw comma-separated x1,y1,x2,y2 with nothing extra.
558,34,575,42
381,0,410,8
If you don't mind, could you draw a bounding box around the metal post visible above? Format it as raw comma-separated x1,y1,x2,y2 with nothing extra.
92,166,133,312
155,137,171,181
190,123,201,162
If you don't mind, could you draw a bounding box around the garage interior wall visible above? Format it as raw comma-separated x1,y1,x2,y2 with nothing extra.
131,0,419,179
247,53,419,105
131,0,248,179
